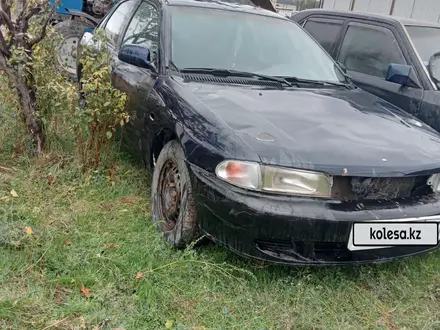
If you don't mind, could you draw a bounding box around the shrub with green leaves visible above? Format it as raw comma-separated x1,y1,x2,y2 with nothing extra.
0,25,77,158
33,26,78,152
0,25,131,171
77,29,131,170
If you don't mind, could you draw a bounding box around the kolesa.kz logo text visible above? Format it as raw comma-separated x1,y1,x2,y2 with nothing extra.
369,226,421,240
352,222,439,247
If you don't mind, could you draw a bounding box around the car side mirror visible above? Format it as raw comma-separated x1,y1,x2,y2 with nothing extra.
428,52,440,85
81,31,95,47
385,63,419,88
79,31,100,57
118,44,156,72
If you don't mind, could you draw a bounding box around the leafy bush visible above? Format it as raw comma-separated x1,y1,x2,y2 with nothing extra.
0,74,29,163
77,29,131,170
0,25,76,158
33,27,78,152
0,26,131,171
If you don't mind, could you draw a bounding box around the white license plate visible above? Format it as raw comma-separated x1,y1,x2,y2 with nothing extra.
347,215,440,251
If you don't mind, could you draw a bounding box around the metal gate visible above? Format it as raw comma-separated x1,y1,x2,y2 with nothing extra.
321,0,440,23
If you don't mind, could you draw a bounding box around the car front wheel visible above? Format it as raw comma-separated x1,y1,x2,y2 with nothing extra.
151,140,200,248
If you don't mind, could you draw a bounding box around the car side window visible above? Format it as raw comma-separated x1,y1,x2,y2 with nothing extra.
121,1,160,66
102,0,137,46
303,17,344,55
97,11,111,30
338,23,406,79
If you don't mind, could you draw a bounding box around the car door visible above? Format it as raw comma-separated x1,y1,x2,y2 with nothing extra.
111,0,162,162
335,21,424,116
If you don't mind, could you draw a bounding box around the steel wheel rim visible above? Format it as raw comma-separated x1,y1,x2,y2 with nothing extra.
158,159,182,231
57,36,79,74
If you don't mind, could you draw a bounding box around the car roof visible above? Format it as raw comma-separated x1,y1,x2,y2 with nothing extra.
295,9,440,28
166,0,280,16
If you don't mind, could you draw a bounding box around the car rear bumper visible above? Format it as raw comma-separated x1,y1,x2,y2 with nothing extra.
189,163,440,266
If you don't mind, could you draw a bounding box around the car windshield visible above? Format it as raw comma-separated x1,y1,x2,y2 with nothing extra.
169,6,345,83
405,25,440,64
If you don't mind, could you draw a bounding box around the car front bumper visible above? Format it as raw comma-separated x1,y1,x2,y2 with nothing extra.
189,163,440,266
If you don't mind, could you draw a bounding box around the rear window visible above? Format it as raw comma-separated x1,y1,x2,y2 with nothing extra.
303,17,344,54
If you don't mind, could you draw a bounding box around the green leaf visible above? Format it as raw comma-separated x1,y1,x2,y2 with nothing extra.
106,131,113,139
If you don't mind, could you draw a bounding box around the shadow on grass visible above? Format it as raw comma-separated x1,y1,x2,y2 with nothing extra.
191,239,440,284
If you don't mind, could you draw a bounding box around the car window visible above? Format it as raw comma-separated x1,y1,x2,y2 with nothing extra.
303,17,344,54
169,6,346,83
405,25,440,64
338,23,406,79
102,0,137,46
122,1,159,64
97,9,112,29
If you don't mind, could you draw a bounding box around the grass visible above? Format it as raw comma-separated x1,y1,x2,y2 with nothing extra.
2,88,440,330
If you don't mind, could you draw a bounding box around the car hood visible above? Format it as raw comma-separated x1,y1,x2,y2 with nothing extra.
184,82,440,177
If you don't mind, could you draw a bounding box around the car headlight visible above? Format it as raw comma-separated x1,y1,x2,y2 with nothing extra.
215,160,333,198
427,173,440,193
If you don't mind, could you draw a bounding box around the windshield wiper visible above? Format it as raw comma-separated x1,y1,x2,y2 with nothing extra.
180,68,293,87
279,76,351,88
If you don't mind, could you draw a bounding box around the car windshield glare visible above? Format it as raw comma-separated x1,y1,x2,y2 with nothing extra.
405,25,440,64
169,6,345,83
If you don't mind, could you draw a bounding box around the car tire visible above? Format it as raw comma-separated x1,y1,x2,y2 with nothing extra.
151,140,200,248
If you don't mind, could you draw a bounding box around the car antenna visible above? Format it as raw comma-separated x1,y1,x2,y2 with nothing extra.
168,60,180,72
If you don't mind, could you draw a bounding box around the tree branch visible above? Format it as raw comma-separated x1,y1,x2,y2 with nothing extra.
0,0,10,18
24,6,43,21
0,8,14,32
0,29,9,56
16,0,42,26
29,0,62,46
15,0,27,20
18,6,42,33
0,49,9,72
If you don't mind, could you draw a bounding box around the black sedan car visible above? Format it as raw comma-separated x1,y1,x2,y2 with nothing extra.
78,0,440,265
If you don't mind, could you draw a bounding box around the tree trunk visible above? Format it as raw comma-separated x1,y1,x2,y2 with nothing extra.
0,52,45,154
13,75,45,154
0,0,63,156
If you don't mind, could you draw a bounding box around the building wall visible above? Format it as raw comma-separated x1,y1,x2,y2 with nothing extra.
356,0,392,14
273,1,297,17
391,0,414,18
321,0,440,23
408,0,440,22
322,0,351,10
